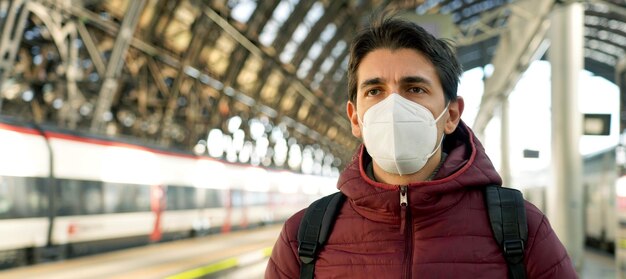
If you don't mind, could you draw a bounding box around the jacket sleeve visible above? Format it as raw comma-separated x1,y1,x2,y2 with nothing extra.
524,210,578,278
265,210,305,279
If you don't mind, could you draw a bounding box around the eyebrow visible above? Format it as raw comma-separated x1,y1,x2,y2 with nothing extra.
400,76,432,86
359,76,433,89
360,77,385,89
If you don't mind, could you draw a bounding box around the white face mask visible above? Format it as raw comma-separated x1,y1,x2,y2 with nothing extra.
359,94,448,175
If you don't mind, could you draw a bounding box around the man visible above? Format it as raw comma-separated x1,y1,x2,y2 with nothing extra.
266,15,576,278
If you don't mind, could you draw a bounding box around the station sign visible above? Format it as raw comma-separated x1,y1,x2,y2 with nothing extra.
583,114,611,136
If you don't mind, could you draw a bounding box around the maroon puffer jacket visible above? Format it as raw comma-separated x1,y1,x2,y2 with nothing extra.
266,122,576,278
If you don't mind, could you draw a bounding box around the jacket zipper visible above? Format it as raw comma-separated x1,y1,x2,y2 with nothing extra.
400,186,413,279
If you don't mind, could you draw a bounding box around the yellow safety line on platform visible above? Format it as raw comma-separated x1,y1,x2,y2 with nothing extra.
165,247,273,279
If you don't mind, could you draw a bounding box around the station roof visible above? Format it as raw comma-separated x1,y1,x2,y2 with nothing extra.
1,0,625,169
422,0,626,82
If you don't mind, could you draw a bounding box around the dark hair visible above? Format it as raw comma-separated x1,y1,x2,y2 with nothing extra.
347,15,462,104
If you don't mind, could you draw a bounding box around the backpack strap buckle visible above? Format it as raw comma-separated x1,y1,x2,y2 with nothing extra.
298,240,318,264
503,239,524,257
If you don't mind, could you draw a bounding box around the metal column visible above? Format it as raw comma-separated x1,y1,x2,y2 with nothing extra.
548,1,584,270
500,98,511,187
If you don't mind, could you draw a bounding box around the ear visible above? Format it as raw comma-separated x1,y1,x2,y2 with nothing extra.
346,101,362,138
444,96,464,134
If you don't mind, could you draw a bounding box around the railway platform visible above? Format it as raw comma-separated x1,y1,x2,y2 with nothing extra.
0,224,618,279
0,225,281,279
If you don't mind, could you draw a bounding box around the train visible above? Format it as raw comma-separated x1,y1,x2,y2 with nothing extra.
516,146,619,253
0,116,337,268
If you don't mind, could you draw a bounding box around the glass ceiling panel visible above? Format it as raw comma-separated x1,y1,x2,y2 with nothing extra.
306,23,336,61
332,56,348,82
163,1,197,52
585,48,617,66
237,56,264,93
586,38,624,57
417,0,515,24
231,0,257,23
587,2,610,14
303,2,325,25
259,20,281,46
440,0,464,14
296,23,337,78
297,59,313,78
207,33,236,76
319,57,335,74
279,1,325,63
280,40,299,63
280,85,298,111
260,70,284,104
585,18,626,46
309,39,347,83
416,0,447,15
330,40,346,58
279,24,309,63
259,0,300,46
308,43,324,60
585,14,626,36
311,72,324,90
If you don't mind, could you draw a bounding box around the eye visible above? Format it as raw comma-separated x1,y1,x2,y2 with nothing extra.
366,88,382,97
407,87,426,94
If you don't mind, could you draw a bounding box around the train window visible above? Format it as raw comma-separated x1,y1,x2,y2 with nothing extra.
166,186,196,210
115,184,137,212
104,183,150,213
182,187,197,210
14,178,38,217
166,186,180,210
231,190,244,208
82,181,104,214
0,177,49,218
56,180,81,216
135,185,150,211
82,181,104,215
34,178,49,217
119,184,150,212
246,191,269,206
0,176,15,219
205,189,224,208
103,182,121,213
56,179,104,216
196,188,206,209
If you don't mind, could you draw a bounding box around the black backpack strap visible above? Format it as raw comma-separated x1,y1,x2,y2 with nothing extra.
297,192,346,279
484,185,528,279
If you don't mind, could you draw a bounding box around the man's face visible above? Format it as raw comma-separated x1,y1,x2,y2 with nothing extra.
347,48,461,139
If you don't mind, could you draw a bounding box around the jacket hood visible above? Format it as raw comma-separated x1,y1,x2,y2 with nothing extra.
337,121,502,224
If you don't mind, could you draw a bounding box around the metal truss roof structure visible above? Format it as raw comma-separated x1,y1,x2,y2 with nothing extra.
0,0,624,171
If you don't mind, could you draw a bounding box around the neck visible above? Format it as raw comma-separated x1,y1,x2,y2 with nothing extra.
372,150,443,185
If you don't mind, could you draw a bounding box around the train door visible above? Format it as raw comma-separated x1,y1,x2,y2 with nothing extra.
225,189,247,231
149,185,165,242
222,189,232,233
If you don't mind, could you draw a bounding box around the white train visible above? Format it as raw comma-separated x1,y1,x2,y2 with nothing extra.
516,147,618,252
0,116,337,268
